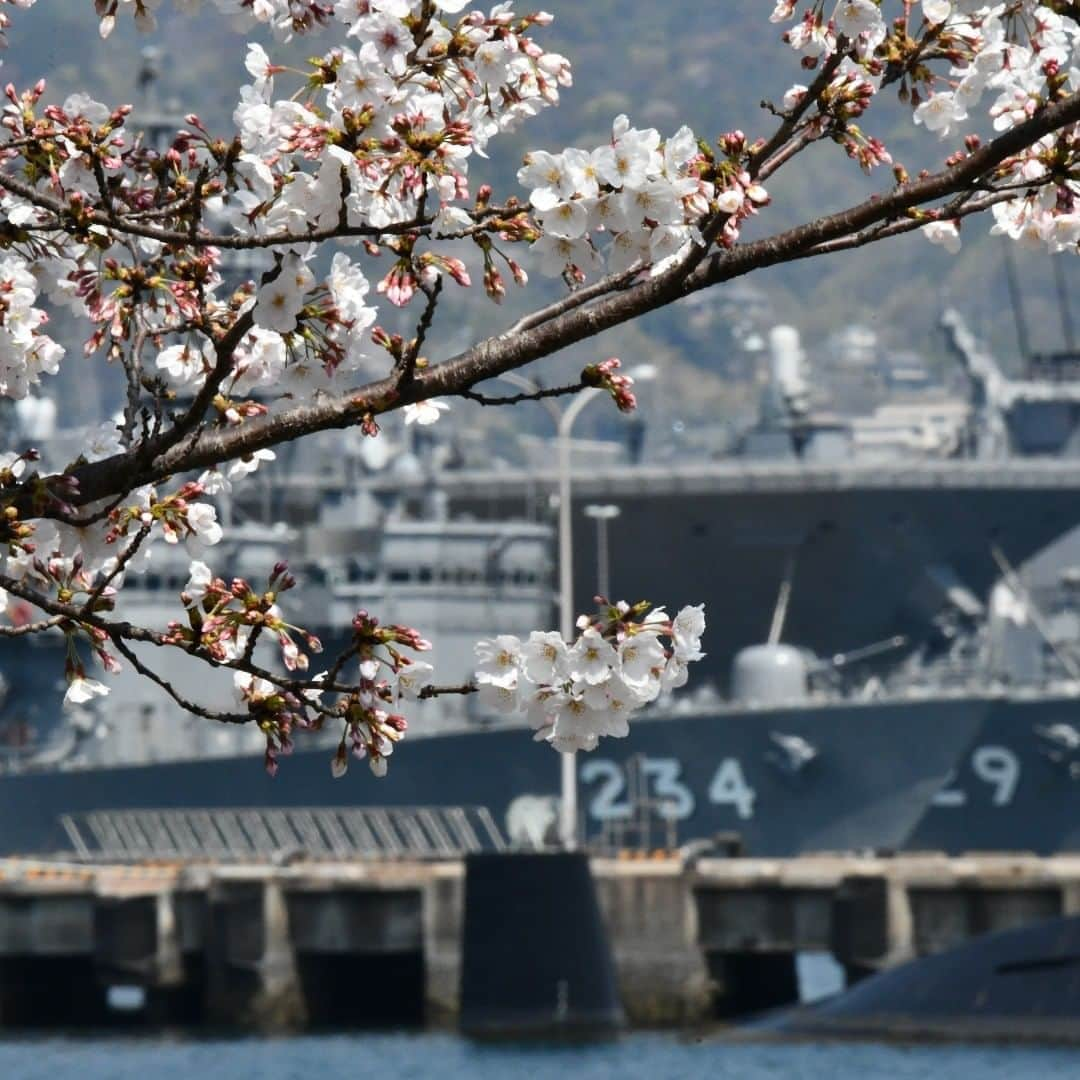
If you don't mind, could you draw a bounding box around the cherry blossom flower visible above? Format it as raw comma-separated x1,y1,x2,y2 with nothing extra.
923,220,963,253
396,660,435,701
64,676,110,709
618,634,667,684
522,631,569,684
254,253,314,333
403,399,451,426
186,504,224,550
182,560,214,608
475,634,522,687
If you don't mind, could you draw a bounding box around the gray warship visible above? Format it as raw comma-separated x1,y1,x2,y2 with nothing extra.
0,428,987,858
3,53,1080,858
5,304,1080,859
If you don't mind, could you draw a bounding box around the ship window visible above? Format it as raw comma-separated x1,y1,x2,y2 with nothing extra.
418,567,432,583
390,569,411,583
146,574,162,591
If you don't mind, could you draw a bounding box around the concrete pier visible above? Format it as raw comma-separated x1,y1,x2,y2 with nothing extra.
1,852,1080,1029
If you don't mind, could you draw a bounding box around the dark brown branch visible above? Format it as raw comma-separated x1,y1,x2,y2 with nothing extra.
107,634,252,725
15,90,1080,512
749,48,847,179
153,304,258,459
795,188,1019,258
504,266,641,337
0,168,429,248
419,682,476,699
399,274,443,387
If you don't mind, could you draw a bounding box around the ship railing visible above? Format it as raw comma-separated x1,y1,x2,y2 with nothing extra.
56,806,507,862
587,754,681,855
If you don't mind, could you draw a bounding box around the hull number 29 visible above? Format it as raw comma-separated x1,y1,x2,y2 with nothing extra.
932,745,1021,809
580,756,757,822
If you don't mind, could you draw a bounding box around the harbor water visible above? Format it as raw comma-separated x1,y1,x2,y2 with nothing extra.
0,1032,1076,1080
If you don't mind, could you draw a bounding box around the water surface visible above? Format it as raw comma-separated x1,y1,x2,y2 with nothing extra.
0,1032,1077,1080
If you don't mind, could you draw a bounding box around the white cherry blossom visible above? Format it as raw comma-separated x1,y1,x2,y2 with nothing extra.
403,400,450,426
183,561,214,608
64,676,110,709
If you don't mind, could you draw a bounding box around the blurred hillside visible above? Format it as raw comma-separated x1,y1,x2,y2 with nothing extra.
6,3,1077,449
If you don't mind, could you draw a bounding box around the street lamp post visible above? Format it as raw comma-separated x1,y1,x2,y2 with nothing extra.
555,387,602,851
497,368,654,852
584,504,621,599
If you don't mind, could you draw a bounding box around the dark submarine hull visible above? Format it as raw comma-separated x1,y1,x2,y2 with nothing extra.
755,914,1080,1043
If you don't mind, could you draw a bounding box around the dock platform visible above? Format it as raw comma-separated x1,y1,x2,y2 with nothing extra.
2,851,1079,1029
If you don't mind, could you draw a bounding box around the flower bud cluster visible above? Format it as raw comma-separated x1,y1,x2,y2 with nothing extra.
327,609,433,779
172,558,324,775
222,605,435,779
582,357,638,414
473,601,706,753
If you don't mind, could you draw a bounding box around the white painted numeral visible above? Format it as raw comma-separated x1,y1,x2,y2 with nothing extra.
972,745,1020,807
581,759,631,821
641,758,695,821
708,758,756,820
931,769,967,808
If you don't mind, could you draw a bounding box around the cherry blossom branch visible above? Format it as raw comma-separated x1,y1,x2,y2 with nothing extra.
155,305,258,456
750,47,847,179
9,82,1078,519
0,614,65,637
0,168,430,247
106,635,253,726
795,189,1024,259
0,569,395,719
398,275,443,388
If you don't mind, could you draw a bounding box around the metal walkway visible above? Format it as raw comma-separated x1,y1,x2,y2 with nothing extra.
58,806,507,861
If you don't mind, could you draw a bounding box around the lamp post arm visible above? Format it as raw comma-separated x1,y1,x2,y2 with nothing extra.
558,385,604,443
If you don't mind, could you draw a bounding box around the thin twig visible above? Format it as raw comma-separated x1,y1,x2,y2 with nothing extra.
461,380,586,407
108,635,252,725
398,275,443,387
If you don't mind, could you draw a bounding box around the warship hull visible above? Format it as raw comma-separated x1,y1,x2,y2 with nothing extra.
905,694,1080,854
0,696,993,857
